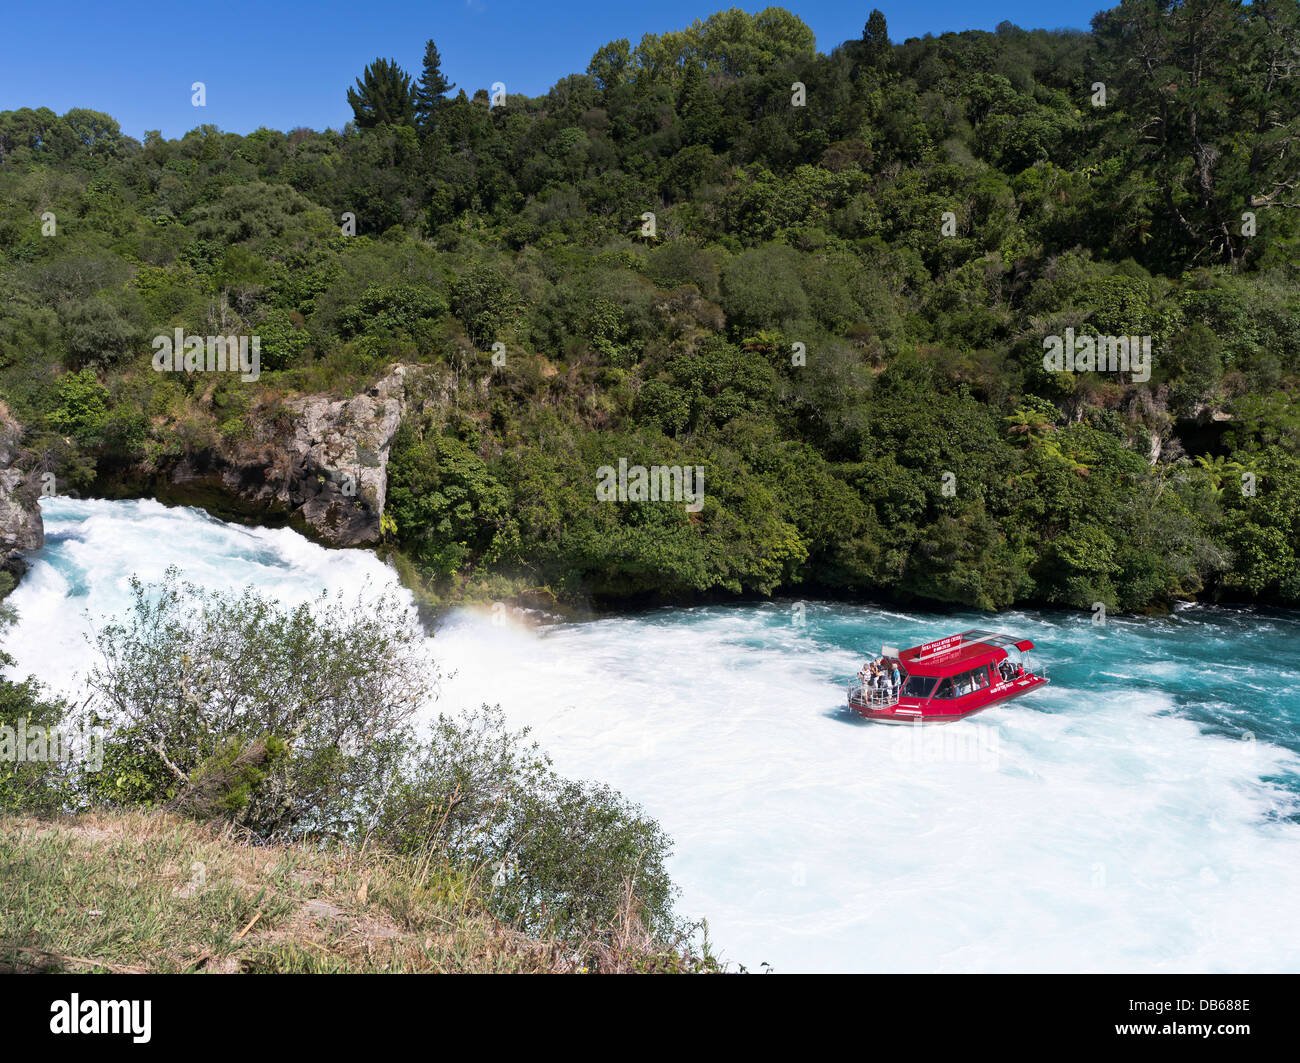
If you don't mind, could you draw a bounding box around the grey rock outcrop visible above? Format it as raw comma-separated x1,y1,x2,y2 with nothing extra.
0,402,44,556
285,366,409,545
170,365,421,546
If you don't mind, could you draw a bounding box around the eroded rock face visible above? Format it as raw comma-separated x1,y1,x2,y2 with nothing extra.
171,365,419,547
287,367,408,545
0,403,44,556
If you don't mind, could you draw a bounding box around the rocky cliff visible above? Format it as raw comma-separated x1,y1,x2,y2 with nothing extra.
169,365,427,547
0,403,44,572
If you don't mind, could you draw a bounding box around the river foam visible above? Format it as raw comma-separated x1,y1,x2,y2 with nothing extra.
8,497,1300,972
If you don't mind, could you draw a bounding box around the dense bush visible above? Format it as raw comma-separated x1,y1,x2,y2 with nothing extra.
1,1,1298,613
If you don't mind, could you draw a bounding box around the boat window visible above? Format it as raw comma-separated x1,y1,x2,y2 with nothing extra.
902,675,937,699
940,668,992,699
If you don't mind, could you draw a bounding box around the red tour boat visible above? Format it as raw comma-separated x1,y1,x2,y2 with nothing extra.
848,629,1048,723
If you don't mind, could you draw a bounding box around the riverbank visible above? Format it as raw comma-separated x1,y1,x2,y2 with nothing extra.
3,481,1261,625
0,811,706,973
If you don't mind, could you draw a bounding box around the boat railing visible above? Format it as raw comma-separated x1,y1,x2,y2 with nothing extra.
848,682,901,710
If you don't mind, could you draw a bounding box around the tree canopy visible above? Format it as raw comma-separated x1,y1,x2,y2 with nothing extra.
1,1,1298,614
347,57,416,128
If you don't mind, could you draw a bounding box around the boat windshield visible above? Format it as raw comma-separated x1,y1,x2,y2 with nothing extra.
902,675,937,699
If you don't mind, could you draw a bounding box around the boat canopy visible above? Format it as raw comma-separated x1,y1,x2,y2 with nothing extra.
898,629,1034,678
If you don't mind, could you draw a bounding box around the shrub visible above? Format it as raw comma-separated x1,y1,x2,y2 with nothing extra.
84,569,434,838
368,705,681,942
48,369,109,442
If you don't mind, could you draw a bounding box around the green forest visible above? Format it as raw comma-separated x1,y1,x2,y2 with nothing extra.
2,0,1299,614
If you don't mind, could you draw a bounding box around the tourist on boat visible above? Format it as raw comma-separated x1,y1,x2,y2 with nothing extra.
889,660,901,696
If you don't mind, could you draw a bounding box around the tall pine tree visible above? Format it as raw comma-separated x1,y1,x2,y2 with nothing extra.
414,39,456,130
675,63,722,148
862,10,891,70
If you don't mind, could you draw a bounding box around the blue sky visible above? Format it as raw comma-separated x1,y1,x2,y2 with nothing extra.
1,1,1106,139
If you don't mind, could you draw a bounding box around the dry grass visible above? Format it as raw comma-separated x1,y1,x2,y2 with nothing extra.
0,810,701,974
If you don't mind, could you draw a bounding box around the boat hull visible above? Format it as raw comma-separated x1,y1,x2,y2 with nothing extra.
848,674,1049,723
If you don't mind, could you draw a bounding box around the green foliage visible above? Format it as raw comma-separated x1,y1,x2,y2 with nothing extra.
862,9,892,69
76,580,688,951
190,182,332,246
84,569,435,837
1218,448,1300,599
1,2,1297,613
347,58,417,129
49,368,109,442
0,668,72,815
59,298,141,370
0,593,75,814
254,307,310,371
1093,0,1300,267
81,722,181,808
338,283,448,343
414,40,456,130
386,422,512,579
450,263,521,347
588,38,633,90
178,734,290,819
369,704,681,941
720,243,808,332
